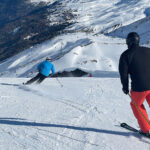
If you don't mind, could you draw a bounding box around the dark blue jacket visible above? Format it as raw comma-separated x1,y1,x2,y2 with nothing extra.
37,60,55,77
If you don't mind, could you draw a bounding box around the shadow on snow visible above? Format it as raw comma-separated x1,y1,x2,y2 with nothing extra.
0,118,145,140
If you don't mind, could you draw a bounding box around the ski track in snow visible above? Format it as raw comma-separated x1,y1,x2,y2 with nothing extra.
1,78,150,149
30,81,103,149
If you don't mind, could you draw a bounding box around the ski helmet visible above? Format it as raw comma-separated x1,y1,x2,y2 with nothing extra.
46,56,52,61
126,32,140,47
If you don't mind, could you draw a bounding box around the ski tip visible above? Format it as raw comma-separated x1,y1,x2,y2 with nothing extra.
120,123,127,127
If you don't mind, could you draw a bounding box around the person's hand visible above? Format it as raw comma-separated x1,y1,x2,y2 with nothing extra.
122,88,129,95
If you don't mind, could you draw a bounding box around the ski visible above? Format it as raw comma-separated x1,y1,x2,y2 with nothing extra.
120,123,150,139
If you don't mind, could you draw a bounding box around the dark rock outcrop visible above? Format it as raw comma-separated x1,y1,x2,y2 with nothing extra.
52,69,88,77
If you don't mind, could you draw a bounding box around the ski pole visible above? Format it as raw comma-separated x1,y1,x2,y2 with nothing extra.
56,78,63,87
128,93,150,126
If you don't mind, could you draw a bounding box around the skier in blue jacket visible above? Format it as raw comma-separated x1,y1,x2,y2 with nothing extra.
24,57,55,85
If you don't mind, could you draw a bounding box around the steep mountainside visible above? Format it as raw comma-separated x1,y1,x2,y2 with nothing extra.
0,0,75,62
0,0,150,77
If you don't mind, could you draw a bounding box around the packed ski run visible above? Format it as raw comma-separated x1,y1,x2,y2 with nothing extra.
1,0,150,150
0,78,150,150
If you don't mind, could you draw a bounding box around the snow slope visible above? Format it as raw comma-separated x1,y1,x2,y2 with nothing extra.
0,78,150,150
1,0,150,149
0,33,125,77
108,15,150,44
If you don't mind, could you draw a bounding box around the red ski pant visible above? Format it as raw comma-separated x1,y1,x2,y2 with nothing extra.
130,90,150,133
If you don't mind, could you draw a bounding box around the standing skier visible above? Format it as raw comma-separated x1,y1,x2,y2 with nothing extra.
119,32,150,134
24,57,55,85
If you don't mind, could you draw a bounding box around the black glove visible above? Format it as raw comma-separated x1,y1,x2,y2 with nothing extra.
122,88,129,95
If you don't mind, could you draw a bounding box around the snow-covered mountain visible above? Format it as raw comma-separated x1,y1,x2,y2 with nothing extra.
0,0,75,62
1,0,150,77
0,0,150,77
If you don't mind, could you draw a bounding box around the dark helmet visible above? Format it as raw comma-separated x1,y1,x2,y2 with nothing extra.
126,32,140,47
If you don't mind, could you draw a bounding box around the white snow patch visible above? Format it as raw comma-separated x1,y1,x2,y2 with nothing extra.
13,27,20,34
29,0,56,4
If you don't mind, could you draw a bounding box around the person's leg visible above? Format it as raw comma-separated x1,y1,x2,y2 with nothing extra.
24,73,41,85
36,74,47,84
130,90,150,133
146,90,150,107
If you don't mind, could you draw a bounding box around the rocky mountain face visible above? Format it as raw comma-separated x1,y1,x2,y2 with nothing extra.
0,0,75,62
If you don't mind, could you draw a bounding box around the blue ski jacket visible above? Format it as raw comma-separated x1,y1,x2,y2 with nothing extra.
37,60,55,77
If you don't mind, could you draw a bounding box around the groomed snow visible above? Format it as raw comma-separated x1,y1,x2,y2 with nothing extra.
0,78,150,150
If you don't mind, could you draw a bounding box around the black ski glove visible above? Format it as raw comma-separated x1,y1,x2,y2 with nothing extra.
122,88,129,95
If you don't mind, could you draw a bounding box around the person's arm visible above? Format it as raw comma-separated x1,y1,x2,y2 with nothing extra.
119,53,129,94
